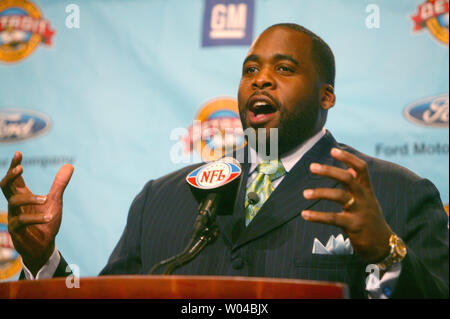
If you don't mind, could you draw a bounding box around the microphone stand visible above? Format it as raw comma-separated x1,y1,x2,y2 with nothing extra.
147,238,196,275
148,193,221,275
162,225,219,275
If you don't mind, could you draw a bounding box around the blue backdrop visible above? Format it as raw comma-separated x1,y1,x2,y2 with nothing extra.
0,0,448,279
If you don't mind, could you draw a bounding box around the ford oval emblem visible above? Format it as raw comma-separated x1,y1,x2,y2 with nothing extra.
404,94,449,128
0,109,52,143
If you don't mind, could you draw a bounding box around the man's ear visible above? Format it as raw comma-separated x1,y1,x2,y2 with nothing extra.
320,84,336,110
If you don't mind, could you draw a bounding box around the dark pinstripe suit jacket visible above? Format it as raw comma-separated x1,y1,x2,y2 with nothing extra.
55,131,449,298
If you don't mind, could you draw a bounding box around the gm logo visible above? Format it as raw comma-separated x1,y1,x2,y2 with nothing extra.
202,0,254,46
404,93,449,127
0,109,51,143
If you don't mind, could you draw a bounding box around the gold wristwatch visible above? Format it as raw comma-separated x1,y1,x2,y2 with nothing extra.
377,233,407,271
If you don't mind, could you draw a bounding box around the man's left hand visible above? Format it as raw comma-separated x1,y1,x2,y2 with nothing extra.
301,147,392,263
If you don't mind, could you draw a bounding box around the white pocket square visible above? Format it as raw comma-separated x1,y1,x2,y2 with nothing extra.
312,234,354,255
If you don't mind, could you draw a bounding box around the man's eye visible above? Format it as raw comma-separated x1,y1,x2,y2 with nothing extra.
277,65,293,73
244,66,258,74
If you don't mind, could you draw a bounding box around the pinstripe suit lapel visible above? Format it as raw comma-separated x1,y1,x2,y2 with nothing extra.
232,131,346,251
216,147,251,246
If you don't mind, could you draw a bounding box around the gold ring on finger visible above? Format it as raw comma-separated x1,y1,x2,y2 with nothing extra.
343,196,355,210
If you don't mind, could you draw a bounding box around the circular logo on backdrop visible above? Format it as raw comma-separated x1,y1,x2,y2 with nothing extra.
411,0,449,45
0,0,55,63
182,97,245,161
404,93,449,127
0,212,22,280
0,108,52,143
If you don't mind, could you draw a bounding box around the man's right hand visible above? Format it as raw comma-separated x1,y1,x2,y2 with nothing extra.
0,151,74,277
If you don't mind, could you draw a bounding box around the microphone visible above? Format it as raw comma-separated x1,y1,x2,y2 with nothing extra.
147,157,243,275
247,192,260,205
186,157,243,239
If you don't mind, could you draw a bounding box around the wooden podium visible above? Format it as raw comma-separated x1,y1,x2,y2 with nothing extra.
0,275,348,299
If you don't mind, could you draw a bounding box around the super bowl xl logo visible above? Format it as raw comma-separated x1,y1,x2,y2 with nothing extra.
0,212,22,281
404,93,449,127
181,98,245,161
411,0,449,45
0,108,51,143
0,0,55,63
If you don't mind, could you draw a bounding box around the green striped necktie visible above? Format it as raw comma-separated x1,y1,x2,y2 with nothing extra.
244,160,286,226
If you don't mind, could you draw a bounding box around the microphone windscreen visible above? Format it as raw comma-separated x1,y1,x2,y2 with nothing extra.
186,157,243,215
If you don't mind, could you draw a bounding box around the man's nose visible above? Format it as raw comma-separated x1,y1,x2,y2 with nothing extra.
252,68,275,90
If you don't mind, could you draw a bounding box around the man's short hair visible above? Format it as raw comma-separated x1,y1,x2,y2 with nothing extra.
267,23,336,87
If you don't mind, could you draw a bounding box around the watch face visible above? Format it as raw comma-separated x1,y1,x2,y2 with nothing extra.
394,238,407,257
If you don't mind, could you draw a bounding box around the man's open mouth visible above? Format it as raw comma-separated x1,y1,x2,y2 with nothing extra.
251,101,278,115
247,96,279,125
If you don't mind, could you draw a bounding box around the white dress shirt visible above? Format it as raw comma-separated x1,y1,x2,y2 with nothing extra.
22,246,60,280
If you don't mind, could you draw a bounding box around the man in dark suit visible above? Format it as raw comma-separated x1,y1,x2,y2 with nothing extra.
1,23,448,298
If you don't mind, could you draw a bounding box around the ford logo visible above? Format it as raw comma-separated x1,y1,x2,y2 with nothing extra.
0,109,51,143
404,94,449,127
